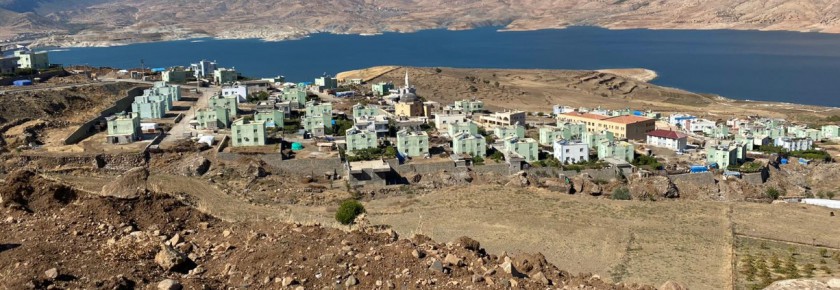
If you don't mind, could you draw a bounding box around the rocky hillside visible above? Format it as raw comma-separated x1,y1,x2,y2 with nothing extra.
0,169,664,289
2,0,840,46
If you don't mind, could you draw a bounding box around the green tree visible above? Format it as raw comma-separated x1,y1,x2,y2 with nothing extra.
472,156,485,165
335,200,366,225
489,150,505,162
828,191,836,200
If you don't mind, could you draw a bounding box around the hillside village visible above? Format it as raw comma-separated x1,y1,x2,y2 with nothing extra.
4,52,840,289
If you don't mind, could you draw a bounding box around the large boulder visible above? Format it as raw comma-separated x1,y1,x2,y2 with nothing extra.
763,279,830,290
100,167,149,199
505,171,530,187
182,156,211,177
571,173,602,196
154,244,193,272
628,175,679,199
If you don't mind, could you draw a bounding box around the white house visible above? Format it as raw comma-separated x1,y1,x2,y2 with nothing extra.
434,113,468,133
222,85,248,103
553,140,589,164
775,137,813,151
688,119,716,133
646,129,688,151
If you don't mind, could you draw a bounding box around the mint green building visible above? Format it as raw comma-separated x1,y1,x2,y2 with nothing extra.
539,127,562,146
583,130,615,149
209,94,238,117
305,102,332,117
451,99,484,114
131,95,167,119
503,137,539,162
345,128,378,152
148,81,181,102
315,75,338,90
14,50,49,70
447,121,478,137
231,119,266,147
214,68,238,85
822,125,840,139
281,88,307,108
254,110,285,128
803,128,824,141
493,124,525,139
302,114,331,136
706,144,739,168
397,130,430,158
196,106,231,130
452,132,486,157
704,124,731,139
106,112,141,144
162,70,188,84
371,82,394,96
597,141,635,163
554,122,586,139
352,104,380,119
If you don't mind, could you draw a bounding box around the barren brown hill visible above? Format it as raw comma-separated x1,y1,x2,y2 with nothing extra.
3,0,840,47
363,66,840,122
0,169,659,289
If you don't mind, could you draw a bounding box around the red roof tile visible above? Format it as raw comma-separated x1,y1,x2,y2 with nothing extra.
605,115,654,125
647,129,687,140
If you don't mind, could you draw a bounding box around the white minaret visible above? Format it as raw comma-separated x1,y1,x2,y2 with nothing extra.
404,70,409,87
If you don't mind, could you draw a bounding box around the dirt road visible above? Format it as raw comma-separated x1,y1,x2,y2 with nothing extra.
160,86,218,147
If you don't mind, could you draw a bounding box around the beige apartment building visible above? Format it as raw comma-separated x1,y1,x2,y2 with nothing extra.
557,112,655,140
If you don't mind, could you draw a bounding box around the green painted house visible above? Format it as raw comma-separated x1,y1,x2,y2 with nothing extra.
597,141,634,163
196,106,231,130
214,68,238,85
106,112,141,144
706,144,739,168
352,104,380,119
372,82,394,96
302,114,331,136
502,137,539,162
452,132,486,158
305,102,333,117
822,125,840,139
397,130,429,158
209,94,238,117
231,119,267,147
254,110,285,128
345,128,378,152
493,124,525,139
131,95,167,120
447,121,478,137
281,88,307,108
583,130,615,149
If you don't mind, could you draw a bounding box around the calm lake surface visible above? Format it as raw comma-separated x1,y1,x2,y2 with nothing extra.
49,26,840,107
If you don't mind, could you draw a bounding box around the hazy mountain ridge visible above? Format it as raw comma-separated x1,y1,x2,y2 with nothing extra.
1,0,840,47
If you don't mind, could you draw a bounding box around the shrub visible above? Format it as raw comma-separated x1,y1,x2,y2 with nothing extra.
765,187,783,200
611,187,632,200
489,150,504,162
335,200,366,225
472,156,485,165
828,191,836,200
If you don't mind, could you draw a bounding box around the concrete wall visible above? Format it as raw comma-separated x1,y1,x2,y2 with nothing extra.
64,87,147,145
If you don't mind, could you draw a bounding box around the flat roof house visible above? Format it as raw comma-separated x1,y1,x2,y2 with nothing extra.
646,129,688,151
14,50,49,70
254,110,285,128
558,112,655,140
195,106,231,130
480,110,526,128
553,140,589,164
106,112,141,144
493,124,526,139
452,132,487,158
345,127,378,152
597,141,635,163
502,137,539,162
231,119,267,147
397,130,429,158
209,93,238,117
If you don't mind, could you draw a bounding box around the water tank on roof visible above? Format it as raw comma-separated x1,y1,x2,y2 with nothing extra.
291,142,304,151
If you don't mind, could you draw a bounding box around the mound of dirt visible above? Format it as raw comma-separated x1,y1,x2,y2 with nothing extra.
0,169,77,211
99,166,149,199
0,173,654,289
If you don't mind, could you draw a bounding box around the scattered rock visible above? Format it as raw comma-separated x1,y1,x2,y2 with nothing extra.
471,274,484,283
344,276,358,287
500,260,523,278
44,268,59,280
281,277,297,287
154,244,192,272
456,236,480,251
182,156,211,177
411,249,425,259
764,279,830,290
531,271,550,285
444,254,463,267
157,279,182,290
429,260,444,273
